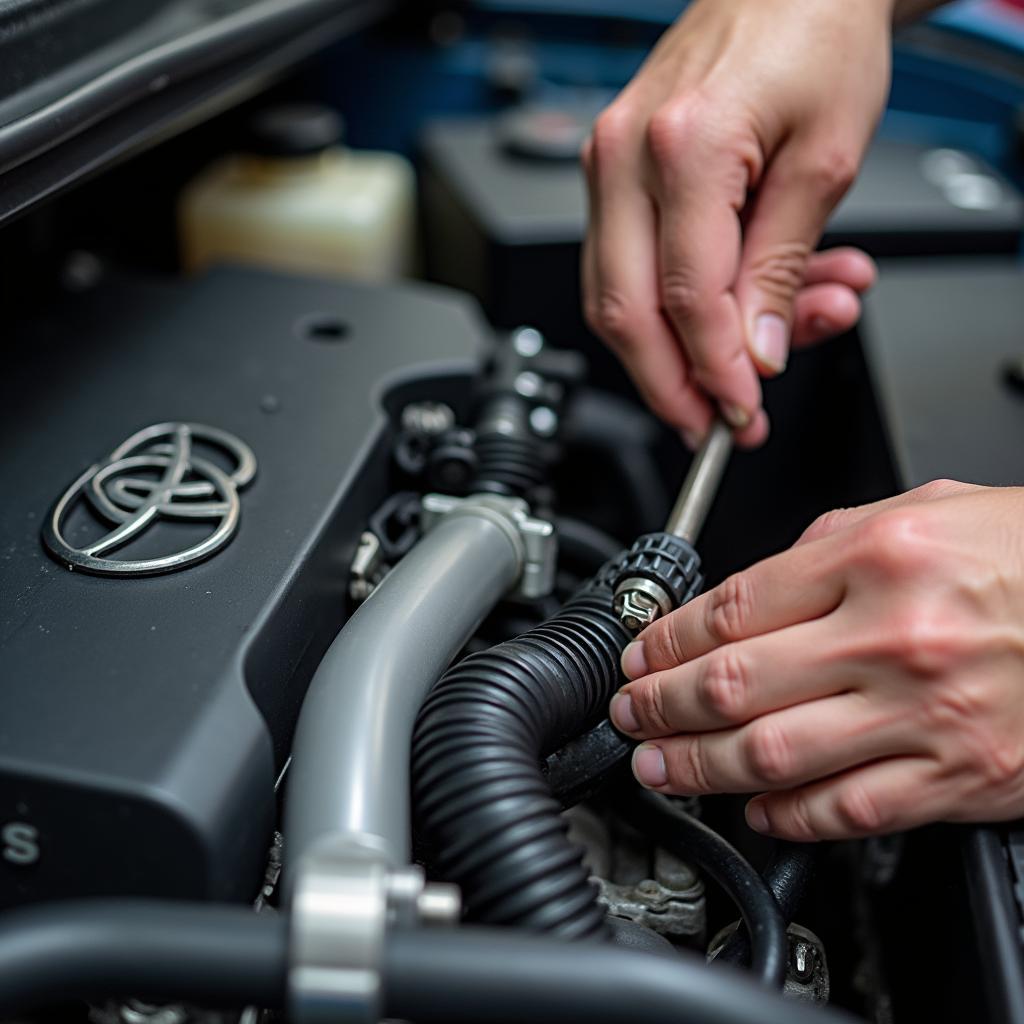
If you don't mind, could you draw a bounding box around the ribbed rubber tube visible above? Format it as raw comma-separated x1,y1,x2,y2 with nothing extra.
411,562,630,938
474,432,546,496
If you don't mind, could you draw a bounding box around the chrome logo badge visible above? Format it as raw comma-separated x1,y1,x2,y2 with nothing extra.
43,422,256,577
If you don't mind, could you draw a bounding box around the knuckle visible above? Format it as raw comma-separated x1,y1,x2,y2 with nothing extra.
707,574,755,644
914,478,964,502
983,736,1024,788
585,290,637,346
629,673,673,734
888,607,961,677
835,782,888,835
744,719,794,785
590,106,634,168
856,509,931,578
775,795,817,842
644,615,689,671
698,648,749,722
660,267,703,322
679,739,712,793
801,507,852,544
645,104,697,166
746,241,810,305
803,147,859,202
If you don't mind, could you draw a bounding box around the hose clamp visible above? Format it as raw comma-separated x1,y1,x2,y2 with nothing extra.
421,492,556,599
288,836,460,1024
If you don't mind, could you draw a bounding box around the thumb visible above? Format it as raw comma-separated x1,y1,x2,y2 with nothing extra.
736,143,858,376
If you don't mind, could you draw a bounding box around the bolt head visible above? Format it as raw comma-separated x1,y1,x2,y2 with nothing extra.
616,589,659,632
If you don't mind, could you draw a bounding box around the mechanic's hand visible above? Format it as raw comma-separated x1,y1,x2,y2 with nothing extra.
609,481,1024,840
581,0,891,448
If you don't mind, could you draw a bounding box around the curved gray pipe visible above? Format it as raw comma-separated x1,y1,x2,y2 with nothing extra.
284,511,522,886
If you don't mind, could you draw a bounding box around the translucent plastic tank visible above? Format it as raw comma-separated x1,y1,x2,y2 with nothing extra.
179,105,415,282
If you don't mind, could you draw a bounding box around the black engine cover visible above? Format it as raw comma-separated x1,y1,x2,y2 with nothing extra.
0,267,482,908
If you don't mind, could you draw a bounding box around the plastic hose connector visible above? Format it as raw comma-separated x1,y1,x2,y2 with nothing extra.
612,532,703,609
411,560,630,939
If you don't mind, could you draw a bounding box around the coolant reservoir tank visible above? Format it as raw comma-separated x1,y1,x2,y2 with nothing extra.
179,104,415,281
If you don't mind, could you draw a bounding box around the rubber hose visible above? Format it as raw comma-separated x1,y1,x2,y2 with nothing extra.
474,432,546,496
382,927,859,1024
625,790,788,988
717,843,819,967
0,901,287,1016
412,559,630,938
553,516,623,572
543,718,633,809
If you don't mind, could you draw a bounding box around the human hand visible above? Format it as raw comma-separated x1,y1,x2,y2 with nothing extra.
609,481,1024,840
581,0,891,448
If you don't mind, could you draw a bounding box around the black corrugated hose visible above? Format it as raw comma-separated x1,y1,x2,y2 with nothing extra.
412,556,792,990
412,559,630,939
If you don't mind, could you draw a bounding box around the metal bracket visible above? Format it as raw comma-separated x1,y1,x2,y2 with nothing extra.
421,492,556,600
348,531,384,604
288,837,460,1024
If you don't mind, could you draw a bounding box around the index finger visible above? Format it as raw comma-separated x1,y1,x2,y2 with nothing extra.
648,111,764,435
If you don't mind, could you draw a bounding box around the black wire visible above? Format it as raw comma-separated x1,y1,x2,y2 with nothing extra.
624,790,789,989
717,843,819,967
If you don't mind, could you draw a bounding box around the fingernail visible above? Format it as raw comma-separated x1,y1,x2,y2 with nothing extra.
746,800,770,834
633,744,668,788
722,403,751,429
621,641,648,679
681,429,702,452
609,693,640,733
751,313,789,373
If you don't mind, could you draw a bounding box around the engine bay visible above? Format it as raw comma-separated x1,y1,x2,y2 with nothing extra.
4,3,1024,1023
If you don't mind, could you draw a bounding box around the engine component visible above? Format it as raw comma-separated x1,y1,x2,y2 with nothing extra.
0,900,289,1016
716,843,819,969
411,557,631,938
285,486,553,1017
566,804,706,947
381,927,856,1024
283,504,526,886
622,790,788,989
288,838,459,1024
0,901,857,1024
0,266,485,909
419,492,556,600
710,922,831,1006
613,418,731,632
348,531,384,604
598,847,706,945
